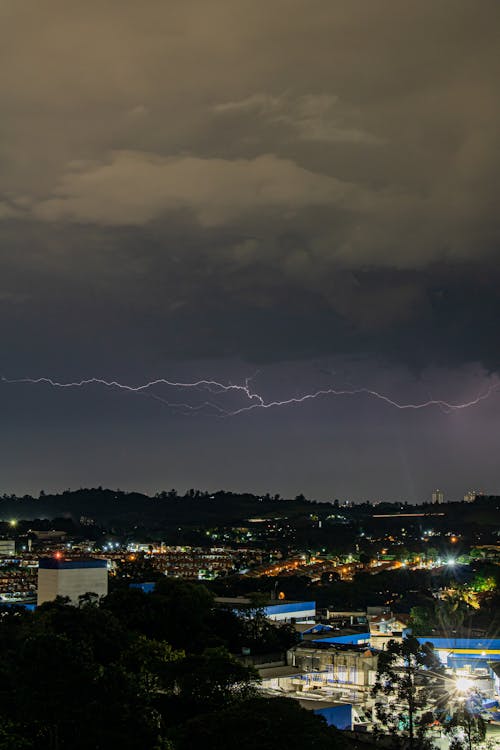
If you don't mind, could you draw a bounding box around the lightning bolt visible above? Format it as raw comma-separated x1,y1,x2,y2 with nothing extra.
1,374,498,417
228,384,499,415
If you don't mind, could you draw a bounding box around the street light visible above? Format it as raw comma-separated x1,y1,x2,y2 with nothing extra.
455,677,473,695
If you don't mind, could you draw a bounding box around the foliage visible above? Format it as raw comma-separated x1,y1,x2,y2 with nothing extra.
372,635,446,750
445,706,486,750
408,605,437,635
173,696,350,750
168,647,258,714
0,720,34,749
102,578,215,650
435,593,470,631
0,579,266,750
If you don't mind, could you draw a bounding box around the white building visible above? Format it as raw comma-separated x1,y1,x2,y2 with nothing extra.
215,597,316,623
37,557,108,606
432,489,444,504
368,613,408,649
464,490,479,503
263,601,316,622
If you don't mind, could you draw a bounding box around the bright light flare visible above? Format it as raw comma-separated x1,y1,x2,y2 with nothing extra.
455,677,473,694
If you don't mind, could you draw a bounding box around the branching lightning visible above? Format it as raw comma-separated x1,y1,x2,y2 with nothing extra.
1,374,498,418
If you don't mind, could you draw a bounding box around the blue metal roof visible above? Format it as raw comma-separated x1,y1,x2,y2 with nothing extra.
417,637,500,651
314,632,371,645
263,601,316,616
129,582,156,594
39,557,107,570
301,623,333,635
0,601,36,611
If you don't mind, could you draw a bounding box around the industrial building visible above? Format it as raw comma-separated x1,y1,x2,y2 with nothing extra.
258,627,500,729
37,557,108,606
215,597,316,622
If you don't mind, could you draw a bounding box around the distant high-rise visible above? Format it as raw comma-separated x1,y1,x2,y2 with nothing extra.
432,489,444,504
37,557,108,606
464,490,481,503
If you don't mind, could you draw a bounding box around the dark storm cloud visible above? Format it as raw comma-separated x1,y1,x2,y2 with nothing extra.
1,0,499,371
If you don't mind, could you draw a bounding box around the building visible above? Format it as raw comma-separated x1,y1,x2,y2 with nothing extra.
368,613,409,649
464,490,479,503
416,636,500,701
215,597,316,622
260,628,500,732
287,639,378,696
417,637,500,670
470,545,500,563
0,565,36,601
432,489,444,504
0,540,15,556
37,557,108,606
294,622,335,640
264,601,316,622
258,665,371,730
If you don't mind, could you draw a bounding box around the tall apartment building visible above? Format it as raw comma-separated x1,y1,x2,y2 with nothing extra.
432,489,444,504
464,490,479,503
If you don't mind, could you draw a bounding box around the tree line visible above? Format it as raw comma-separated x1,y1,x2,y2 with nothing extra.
0,578,357,750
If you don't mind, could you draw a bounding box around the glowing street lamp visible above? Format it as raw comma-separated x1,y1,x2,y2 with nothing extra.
455,676,473,695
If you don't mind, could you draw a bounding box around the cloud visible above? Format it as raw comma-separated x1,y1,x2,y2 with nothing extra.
0,290,29,304
33,151,356,227
214,92,382,145
0,202,20,220
0,0,499,372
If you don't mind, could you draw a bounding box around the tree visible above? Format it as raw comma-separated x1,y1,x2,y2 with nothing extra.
78,591,99,607
321,570,341,584
409,605,436,635
13,632,98,749
103,578,215,650
245,608,298,654
445,706,486,750
435,593,469,633
373,635,446,750
169,647,258,714
173,696,349,750
0,720,33,749
119,634,184,694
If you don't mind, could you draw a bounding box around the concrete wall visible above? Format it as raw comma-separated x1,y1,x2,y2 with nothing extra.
37,566,108,605
287,645,378,691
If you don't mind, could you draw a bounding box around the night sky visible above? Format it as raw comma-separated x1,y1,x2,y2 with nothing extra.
1,1,500,501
